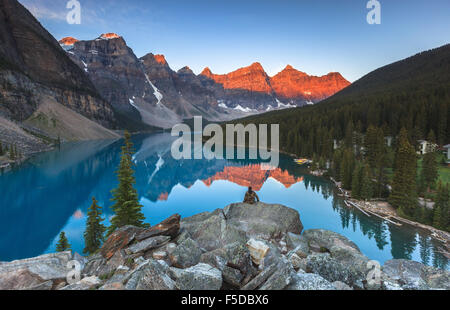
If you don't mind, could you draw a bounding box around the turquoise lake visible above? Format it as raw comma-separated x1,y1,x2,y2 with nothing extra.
0,133,448,270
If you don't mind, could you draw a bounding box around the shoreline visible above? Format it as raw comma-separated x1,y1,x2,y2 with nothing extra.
1,202,449,290
327,175,450,256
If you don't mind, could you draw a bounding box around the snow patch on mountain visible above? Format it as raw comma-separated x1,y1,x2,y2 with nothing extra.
144,73,164,106
276,99,296,109
81,60,88,73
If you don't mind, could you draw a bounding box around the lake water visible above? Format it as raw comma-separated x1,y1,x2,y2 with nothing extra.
0,133,448,270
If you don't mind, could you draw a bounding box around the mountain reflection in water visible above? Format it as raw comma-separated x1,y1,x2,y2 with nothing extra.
0,133,447,270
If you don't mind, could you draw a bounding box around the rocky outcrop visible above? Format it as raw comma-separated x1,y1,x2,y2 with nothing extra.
0,251,72,290
1,203,448,291
0,0,117,153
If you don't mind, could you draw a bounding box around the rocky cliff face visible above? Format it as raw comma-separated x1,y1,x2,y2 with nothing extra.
0,0,114,126
0,0,117,153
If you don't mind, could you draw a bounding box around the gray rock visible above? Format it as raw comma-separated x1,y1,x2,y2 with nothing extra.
259,258,295,290
332,281,353,290
72,252,88,271
0,268,45,290
175,263,222,290
222,266,243,288
224,203,303,239
382,259,450,290
135,260,176,290
181,209,247,251
26,280,54,291
60,275,102,290
287,253,307,272
169,238,202,268
241,263,278,290
303,230,370,289
200,242,255,287
126,236,171,255
123,260,151,290
306,253,368,290
286,233,309,256
286,271,336,290
0,251,72,289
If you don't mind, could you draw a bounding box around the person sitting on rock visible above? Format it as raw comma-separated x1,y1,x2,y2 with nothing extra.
244,187,260,204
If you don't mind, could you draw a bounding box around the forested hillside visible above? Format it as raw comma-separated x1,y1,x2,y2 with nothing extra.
236,44,450,159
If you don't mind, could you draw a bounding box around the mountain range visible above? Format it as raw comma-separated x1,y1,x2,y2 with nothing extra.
58,33,350,129
0,0,368,156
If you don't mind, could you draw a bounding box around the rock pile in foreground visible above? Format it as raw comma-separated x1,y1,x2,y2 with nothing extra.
0,203,449,290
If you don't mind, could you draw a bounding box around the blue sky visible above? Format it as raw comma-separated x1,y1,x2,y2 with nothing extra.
19,0,450,82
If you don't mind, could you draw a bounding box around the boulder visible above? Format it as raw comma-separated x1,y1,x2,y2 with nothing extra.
303,230,370,289
241,263,278,290
200,242,255,287
26,280,54,290
175,263,222,290
287,253,307,272
286,271,336,290
285,233,309,257
224,203,303,239
136,214,181,241
72,252,88,271
0,251,72,289
332,281,353,290
60,276,102,290
246,239,270,266
222,266,243,288
135,260,176,290
126,236,171,255
382,259,450,290
259,258,294,290
0,269,46,290
306,253,368,289
303,229,361,257
100,226,144,260
169,238,202,268
181,209,247,251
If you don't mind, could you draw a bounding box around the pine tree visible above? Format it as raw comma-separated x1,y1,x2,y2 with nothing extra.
390,128,418,218
56,232,71,252
360,164,373,200
433,182,449,231
340,148,355,190
421,131,438,192
351,164,362,199
83,197,106,255
108,131,149,235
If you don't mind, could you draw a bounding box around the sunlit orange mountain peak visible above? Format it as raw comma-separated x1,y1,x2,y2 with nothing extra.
59,37,79,46
100,33,121,40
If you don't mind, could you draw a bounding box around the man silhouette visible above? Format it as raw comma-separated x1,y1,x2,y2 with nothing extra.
244,187,260,204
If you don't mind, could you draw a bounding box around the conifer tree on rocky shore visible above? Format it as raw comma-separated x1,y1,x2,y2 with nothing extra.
108,131,149,235
56,232,71,252
83,197,106,255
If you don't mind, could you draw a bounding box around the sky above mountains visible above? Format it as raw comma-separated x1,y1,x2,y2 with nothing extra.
19,0,450,82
